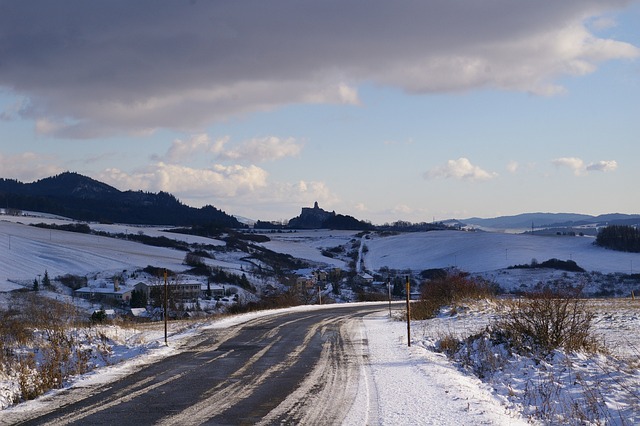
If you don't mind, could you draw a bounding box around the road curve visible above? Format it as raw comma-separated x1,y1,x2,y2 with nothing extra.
3,303,394,425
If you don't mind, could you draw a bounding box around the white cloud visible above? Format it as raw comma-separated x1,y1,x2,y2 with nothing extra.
100,163,268,200
163,134,227,163
0,152,63,181
0,1,636,137
552,157,586,175
552,157,618,175
425,158,497,181
354,203,368,212
506,161,519,173
220,137,303,163
160,134,302,164
98,162,339,216
586,160,618,172
392,204,413,215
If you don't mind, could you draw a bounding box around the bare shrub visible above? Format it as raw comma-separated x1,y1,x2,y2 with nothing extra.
184,252,206,268
412,273,497,320
1,293,98,402
498,288,599,355
435,332,461,356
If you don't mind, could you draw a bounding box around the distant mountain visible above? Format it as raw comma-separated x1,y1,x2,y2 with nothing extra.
0,172,243,228
461,212,640,231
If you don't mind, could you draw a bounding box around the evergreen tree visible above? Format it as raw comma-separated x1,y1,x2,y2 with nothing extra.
392,277,405,297
42,270,51,287
33,278,39,292
596,225,640,252
130,289,147,308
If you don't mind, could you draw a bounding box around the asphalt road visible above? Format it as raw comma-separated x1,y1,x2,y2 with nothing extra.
3,303,397,425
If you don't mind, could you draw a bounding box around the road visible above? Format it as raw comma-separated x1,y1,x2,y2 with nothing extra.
3,303,396,425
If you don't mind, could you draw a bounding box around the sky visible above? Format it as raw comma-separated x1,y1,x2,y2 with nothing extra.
0,0,639,225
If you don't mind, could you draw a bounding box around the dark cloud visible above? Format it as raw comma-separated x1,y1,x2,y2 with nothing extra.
0,0,637,137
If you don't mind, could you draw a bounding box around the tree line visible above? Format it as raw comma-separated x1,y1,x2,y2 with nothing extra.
596,225,640,252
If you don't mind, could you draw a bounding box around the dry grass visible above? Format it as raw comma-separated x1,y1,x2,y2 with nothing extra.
0,293,101,402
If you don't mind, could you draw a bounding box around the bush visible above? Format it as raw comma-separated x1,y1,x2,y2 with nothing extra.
91,309,108,323
58,274,88,290
184,252,206,267
508,258,585,272
497,289,598,355
412,273,497,320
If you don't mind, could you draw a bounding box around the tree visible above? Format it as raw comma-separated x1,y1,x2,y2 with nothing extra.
33,278,39,292
91,309,107,323
130,289,147,308
392,276,405,297
42,270,51,287
596,225,640,252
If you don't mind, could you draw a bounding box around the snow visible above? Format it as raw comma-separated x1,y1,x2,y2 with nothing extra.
1,300,639,424
259,229,356,268
0,219,186,291
362,230,637,274
345,309,529,425
0,304,527,424
1,214,639,423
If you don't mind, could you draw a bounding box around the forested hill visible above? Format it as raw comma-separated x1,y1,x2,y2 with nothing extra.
0,172,243,228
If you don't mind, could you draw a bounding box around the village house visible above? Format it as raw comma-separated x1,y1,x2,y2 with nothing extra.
134,280,201,302
74,285,132,305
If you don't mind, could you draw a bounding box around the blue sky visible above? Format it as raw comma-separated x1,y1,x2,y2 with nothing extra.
0,1,639,224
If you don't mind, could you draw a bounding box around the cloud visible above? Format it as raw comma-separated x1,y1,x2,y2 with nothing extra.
100,163,269,200
0,1,637,137
0,152,63,181
552,157,618,175
160,134,302,164
425,158,497,181
163,134,227,163
219,137,303,163
98,162,338,214
586,160,618,172
589,16,618,31
552,157,586,175
506,161,519,173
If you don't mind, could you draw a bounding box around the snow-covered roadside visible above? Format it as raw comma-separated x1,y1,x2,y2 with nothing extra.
3,301,638,425
5,303,515,424
344,310,529,425
405,300,640,425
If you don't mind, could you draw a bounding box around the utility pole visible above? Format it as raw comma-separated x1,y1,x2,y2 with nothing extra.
164,270,168,346
405,275,411,347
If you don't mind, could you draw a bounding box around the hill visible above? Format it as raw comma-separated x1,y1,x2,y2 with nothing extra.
460,212,640,232
0,172,243,227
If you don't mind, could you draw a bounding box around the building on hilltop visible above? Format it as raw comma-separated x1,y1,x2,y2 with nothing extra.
287,201,336,229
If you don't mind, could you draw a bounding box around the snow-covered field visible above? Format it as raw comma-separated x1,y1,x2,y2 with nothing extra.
1,213,639,423
2,214,638,293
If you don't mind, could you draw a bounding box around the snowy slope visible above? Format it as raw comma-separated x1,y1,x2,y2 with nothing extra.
361,230,637,274
0,220,187,291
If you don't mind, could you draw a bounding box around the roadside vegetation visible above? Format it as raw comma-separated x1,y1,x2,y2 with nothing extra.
411,278,640,425
0,294,114,403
